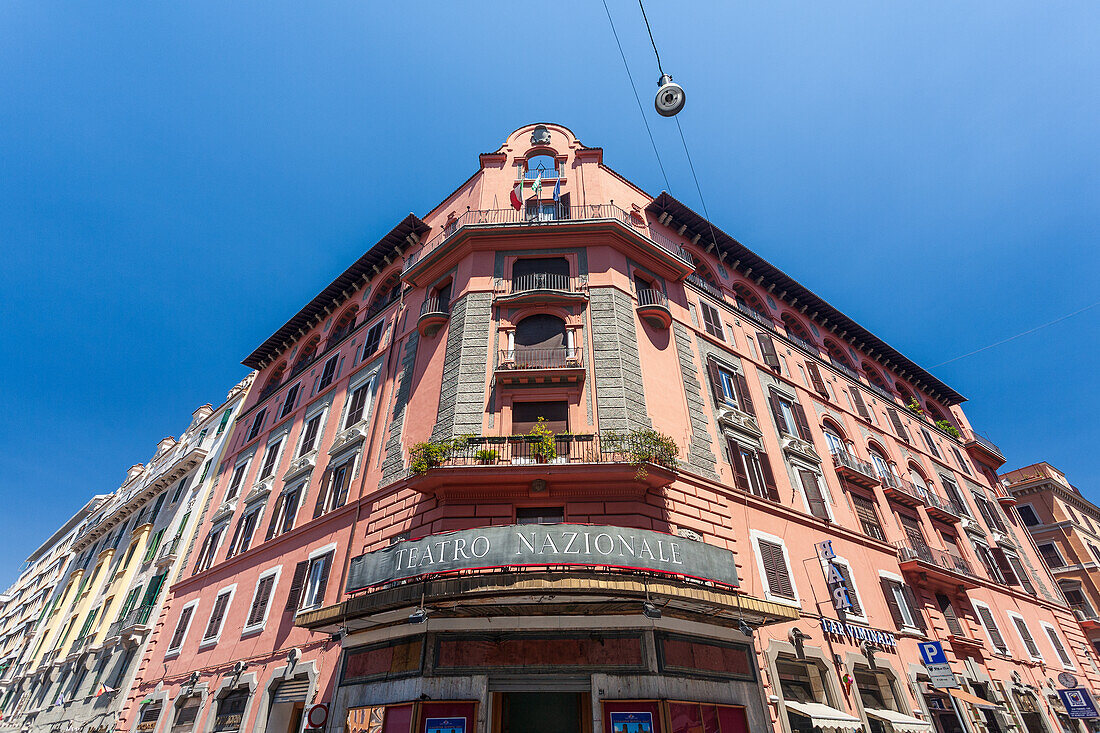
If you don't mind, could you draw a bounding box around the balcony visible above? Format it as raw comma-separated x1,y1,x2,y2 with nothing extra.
881,474,925,509
497,273,586,306
733,300,776,332
895,540,980,589
831,450,880,489
401,205,693,286
636,289,672,329
67,634,95,658
1072,606,1100,630
963,430,1006,468
402,432,678,498
496,348,585,386
783,331,820,357
155,536,182,568
417,295,450,337
105,604,155,641
924,489,966,523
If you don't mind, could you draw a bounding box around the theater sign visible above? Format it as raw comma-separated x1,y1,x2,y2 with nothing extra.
346,524,740,592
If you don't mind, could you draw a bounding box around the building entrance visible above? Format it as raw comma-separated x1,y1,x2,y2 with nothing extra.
501,692,584,733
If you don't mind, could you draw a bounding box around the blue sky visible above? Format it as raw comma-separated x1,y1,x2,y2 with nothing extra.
0,1,1097,579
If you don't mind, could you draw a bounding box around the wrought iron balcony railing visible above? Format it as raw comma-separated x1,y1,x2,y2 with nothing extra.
636,288,669,308
105,604,155,639
830,449,879,483
498,348,583,370
510,272,577,294
895,540,976,578
419,295,449,317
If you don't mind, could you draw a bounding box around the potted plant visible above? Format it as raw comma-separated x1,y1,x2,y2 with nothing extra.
905,398,924,416
410,439,456,475
936,420,961,439
475,449,499,464
605,428,680,478
529,417,557,463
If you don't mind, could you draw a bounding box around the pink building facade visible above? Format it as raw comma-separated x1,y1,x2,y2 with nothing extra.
121,124,1098,733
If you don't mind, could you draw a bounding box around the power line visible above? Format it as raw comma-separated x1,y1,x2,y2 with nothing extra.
637,0,664,76
601,0,672,193
931,300,1100,368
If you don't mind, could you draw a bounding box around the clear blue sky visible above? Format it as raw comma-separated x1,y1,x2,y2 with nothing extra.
1,1,1097,580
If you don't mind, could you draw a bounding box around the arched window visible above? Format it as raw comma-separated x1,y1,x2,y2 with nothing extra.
732,283,767,315
367,275,401,317
897,384,920,412
292,336,320,375
821,419,847,456
524,154,558,179
689,255,720,290
782,314,813,344
512,314,570,367
867,445,892,481
862,362,890,392
926,404,951,427
329,305,359,345
825,341,854,371
908,464,931,497
261,363,286,397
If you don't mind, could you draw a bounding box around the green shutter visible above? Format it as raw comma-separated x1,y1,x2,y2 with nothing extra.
216,410,232,435
142,529,165,563
77,608,99,639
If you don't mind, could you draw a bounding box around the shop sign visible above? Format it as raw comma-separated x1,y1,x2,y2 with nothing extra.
917,641,958,690
425,718,466,733
346,524,739,592
820,618,897,650
814,541,851,612
610,711,654,733
1058,689,1100,719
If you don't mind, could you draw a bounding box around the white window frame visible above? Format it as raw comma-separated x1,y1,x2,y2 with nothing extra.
196,522,229,573
296,405,329,458
241,566,282,635
300,543,337,611
878,570,920,631
198,584,237,649
972,600,1008,654
1040,621,1076,670
224,458,252,502
1006,610,1044,663
258,434,286,481
793,468,834,522
1038,542,1067,568
165,599,199,657
749,530,801,608
340,367,380,431
1016,503,1041,527
827,556,867,624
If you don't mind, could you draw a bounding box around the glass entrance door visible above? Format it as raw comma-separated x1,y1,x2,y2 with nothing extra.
502,693,582,733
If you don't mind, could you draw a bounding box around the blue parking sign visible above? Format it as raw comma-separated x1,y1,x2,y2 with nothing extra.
919,641,947,666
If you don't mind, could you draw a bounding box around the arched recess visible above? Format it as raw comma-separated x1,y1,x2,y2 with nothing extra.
367,273,402,317
329,304,359,344
264,363,286,392
825,340,854,370
782,313,815,343
896,383,919,411
293,336,321,375
688,254,720,290
732,283,767,314
862,362,890,392
509,313,575,368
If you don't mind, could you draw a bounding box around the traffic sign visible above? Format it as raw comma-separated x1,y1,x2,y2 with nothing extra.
918,641,958,689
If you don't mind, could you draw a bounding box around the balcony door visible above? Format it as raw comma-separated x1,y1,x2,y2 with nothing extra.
899,515,931,559
513,257,570,293
514,314,568,367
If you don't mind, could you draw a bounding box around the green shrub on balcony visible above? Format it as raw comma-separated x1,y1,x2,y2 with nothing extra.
936,420,961,439
410,437,466,475
474,449,499,464
604,428,680,478
529,417,557,463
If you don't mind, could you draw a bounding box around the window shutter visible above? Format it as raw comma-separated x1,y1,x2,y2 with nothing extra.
886,408,910,442
1044,626,1073,667
203,593,229,640
849,388,871,420
792,402,813,442
727,440,751,493
312,467,334,519
283,561,309,612
1012,616,1042,659
806,362,828,397
141,573,166,607
706,359,726,409
149,493,167,524
991,548,1019,585
265,494,285,541
768,389,788,436
799,470,828,520
920,428,942,458
758,450,780,502
901,585,926,631
936,594,965,637
169,606,193,650
334,461,354,508
313,555,332,607
976,606,1008,652
733,372,755,416
246,576,275,627
1008,555,1035,594
758,540,794,600
757,332,781,370
834,563,862,616
881,579,906,629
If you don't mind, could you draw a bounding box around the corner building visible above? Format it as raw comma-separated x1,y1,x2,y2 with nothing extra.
123,124,1097,733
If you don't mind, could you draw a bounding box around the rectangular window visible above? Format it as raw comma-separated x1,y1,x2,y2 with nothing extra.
880,579,922,630
298,412,324,456
798,470,829,520
1017,504,1041,526
886,408,911,442
727,439,778,502
849,387,871,421
1009,613,1043,661
941,477,970,517
216,409,232,435
756,538,796,601
259,437,283,481
247,408,266,442
851,494,885,541
974,603,1009,654
1038,542,1066,568
344,377,375,428
832,562,862,616
313,455,355,519
194,524,227,574
767,388,812,441
700,301,723,340
301,552,333,610
226,505,263,558
202,590,232,643
280,383,300,419
362,321,384,358
516,507,565,524
265,485,303,541
757,332,781,371
318,356,339,391
920,427,942,458
1042,623,1075,669
225,463,249,501
950,446,972,475
706,359,754,416
805,361,829,397
244,572,278,631
167,603,196,652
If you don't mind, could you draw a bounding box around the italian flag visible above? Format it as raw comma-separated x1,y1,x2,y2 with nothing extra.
510,179,523,210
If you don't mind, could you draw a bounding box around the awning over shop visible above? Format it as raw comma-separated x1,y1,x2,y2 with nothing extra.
784,701,862,733
948,689,999,710
864,708,933,732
